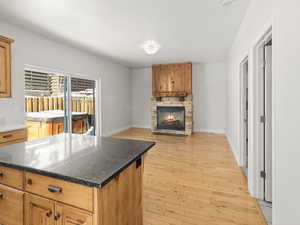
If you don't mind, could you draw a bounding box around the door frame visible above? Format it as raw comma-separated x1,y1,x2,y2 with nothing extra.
239,56,249,173
252,27,273,200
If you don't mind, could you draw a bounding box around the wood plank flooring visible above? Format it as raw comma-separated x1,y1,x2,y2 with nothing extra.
113,128,266,225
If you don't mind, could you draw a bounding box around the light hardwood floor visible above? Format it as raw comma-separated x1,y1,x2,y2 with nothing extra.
113,128,267,225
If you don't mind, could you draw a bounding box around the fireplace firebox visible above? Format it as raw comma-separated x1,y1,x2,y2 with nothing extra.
157,106,185,131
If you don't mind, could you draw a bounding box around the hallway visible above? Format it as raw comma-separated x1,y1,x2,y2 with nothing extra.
113,128,266,225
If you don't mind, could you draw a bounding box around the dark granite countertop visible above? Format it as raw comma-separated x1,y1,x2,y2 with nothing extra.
0,134,155,188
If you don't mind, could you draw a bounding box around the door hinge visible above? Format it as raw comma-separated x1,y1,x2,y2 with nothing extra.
260,171,266,179
260,115,266,123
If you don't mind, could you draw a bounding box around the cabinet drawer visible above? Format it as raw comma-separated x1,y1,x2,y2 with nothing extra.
0,129,27,144
0,184,24,225
25,172,93,212
0,166,24,189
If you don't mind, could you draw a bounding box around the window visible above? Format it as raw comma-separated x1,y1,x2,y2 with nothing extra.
25,68,97,140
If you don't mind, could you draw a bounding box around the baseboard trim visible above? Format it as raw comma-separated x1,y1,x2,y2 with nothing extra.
103,125,131,137
226,134,241,166
193,128,225,134
131,125,151,129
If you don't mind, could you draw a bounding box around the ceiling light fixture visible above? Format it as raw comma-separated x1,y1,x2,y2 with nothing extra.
141,40,161,55
220,0,238,6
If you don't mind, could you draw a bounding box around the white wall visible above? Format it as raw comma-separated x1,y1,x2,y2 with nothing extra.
227,0,300,224
131,68,152,128
131,63,227,133
0,20,132,136
273,1,300,224
193,63,227,133
226,0,272,196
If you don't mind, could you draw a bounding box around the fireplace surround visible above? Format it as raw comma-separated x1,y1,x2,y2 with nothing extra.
151,95,192,135
157,106,185,131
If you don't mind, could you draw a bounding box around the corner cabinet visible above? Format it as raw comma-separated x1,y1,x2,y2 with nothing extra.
0,35,14,98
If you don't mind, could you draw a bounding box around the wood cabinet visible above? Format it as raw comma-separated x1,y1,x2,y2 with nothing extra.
152,62,192,97
0,166,24,189
25,194,92,225
0,156,146,225
0,184,24,225
0,128,27,147
0,35,14,98
56,203,92,225
25,172,93,212
25,193,55,225
97,158,144,225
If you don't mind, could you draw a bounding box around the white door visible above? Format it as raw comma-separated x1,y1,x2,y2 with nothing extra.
264,43,272,202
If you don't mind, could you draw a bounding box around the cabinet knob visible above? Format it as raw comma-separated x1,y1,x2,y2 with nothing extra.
27,179,33,185
0,192,3,199
45,210,52,217
0,171,3,177
54,213,61,220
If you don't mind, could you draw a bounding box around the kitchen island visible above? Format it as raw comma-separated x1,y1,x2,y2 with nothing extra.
0,134,155,225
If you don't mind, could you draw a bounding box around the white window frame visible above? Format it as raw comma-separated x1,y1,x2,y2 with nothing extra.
24,64,101,136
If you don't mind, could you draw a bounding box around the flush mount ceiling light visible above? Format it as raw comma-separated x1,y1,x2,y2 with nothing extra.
220,0,238,6
141,40,161,55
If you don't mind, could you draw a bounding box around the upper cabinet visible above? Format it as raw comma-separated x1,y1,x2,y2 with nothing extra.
152,62,192,97
0,35,14,98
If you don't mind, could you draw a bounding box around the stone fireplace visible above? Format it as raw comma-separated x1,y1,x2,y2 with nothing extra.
151,95,192,135
151,62,193,135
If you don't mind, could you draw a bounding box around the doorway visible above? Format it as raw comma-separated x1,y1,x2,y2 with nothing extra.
262,39,272,202
240,57,249,177
252,29,273,203
254,32,273,225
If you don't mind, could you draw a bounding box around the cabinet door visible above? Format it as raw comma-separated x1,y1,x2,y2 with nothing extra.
55,203,92,225
0,41,11,97
25,193,55,225
0,184,24,225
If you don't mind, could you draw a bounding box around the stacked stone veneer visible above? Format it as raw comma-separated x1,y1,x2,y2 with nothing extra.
151,95,193,135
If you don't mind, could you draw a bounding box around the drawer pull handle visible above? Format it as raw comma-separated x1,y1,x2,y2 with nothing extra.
45,210,52,217
0,192,3,199
48,185,62,193
54,213,61,220
0,172,3,177
3,134,13,139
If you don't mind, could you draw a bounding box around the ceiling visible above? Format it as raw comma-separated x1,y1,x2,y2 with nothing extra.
0,0,250,68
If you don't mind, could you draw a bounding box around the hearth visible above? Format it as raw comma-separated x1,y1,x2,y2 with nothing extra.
157,106,185,131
